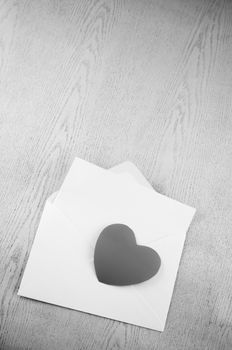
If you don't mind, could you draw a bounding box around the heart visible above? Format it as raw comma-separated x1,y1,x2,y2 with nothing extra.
94,224,161,286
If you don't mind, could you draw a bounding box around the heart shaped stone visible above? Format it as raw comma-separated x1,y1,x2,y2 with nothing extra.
94,224,161,286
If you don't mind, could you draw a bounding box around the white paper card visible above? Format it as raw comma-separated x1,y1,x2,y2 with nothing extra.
18,159,195,331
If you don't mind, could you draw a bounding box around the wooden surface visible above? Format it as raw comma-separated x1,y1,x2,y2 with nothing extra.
0,0,232,349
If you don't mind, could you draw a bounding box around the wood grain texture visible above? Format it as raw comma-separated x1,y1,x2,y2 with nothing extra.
0,0,232,349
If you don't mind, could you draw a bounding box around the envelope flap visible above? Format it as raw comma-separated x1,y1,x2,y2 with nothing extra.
54,190,195,246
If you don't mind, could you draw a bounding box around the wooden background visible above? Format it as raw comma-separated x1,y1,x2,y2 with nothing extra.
0,0,232,349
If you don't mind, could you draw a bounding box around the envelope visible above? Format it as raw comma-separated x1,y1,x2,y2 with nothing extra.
18,159,196,331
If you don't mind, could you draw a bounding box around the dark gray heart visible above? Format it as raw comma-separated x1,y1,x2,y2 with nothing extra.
94,224,161,286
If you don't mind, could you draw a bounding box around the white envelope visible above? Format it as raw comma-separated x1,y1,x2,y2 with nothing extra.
18,159,196,331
